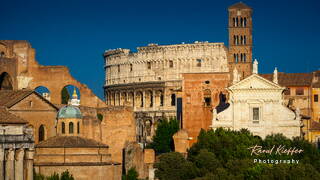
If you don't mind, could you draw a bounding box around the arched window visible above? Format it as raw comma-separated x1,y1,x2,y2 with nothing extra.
0,72,13,90
171,94,176,106
244,18,247,27
39,125,45,142
236,36,239,45
69,122,74,134
243,53,246,62
233,18,236,27
240,18,243,27
77,122,80,134
234,54,237,63
236,17,239,27
62,122,65,134
240,36,243,45
236,54,239,62
244,36,247,44
240,54,243,62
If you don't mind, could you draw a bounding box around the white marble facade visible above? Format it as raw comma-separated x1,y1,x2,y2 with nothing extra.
211,73,301,139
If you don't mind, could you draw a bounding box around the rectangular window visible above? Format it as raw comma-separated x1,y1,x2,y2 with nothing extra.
296,88,304,95
204,97,211,107
315,94,319,102
169,60,173,68
118,65,120,73
252,107,259,123
147,62,151,69
196,59,202,67
130,64,133,72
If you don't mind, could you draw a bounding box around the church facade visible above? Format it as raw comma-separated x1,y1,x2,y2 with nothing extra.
211,67,301,139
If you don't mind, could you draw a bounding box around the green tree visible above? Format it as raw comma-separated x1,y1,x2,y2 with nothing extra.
148,118,179,154
154,152,198,180
122,167,139,180
61,87,70,104
155,128,320,179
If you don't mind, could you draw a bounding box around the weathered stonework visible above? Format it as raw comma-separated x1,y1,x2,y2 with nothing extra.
0,40,106,108
104,42,229,143
182,73,230,145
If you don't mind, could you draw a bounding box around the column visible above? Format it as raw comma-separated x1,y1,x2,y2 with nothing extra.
24,148,34,180
0,148,4,180
142,91,146,108
5,148,14,180
15,148,24,180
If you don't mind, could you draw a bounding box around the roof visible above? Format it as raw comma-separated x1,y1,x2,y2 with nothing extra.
0,90,58,110
36,136,108,148
57,105,82,119
260,73,313,87
0,90,33,107
0,107,27,124
229,2,252,10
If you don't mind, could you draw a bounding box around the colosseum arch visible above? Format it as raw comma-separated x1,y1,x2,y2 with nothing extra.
0,72,13,90
146,90,153,107
135,91,143,108
128,92,134,106
155,90,164,107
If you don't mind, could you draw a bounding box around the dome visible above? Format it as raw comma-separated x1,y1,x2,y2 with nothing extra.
57,105,82,119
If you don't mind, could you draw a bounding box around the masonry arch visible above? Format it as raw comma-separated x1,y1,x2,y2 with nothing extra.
60,85,81,104
35,86,51,101
146,90,153,107
135,91,143,108
155,90,164,107
0,72,13,90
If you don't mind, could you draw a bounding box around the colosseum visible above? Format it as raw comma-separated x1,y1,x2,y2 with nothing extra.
104,2,253,144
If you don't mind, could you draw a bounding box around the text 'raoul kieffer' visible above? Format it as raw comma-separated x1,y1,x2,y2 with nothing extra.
248,145,304,156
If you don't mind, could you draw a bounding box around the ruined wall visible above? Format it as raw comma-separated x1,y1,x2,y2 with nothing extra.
0,40,106,108
98,106,136,163
182,73,230,146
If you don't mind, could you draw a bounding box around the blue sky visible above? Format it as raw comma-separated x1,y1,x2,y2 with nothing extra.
1,0,319,99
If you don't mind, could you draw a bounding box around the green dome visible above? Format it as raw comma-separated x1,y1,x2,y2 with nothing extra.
57,105,82,119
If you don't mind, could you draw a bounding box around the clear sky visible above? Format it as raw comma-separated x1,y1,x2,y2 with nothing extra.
1,0,319,99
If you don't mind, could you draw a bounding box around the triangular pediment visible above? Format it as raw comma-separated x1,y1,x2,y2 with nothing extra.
229,74,284,90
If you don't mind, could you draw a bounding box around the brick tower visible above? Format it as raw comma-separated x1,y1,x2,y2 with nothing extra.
228,2,253,80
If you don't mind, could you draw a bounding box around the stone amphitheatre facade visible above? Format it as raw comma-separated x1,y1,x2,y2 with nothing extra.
103,2,253,144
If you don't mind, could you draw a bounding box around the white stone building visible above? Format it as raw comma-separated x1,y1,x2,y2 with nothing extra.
211,69,301,139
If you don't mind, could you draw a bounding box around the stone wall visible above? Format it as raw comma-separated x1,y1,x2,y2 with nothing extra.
182,73,230,145
0,40,106,108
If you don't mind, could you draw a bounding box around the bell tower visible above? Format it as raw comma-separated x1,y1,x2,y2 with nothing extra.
228,2,253,80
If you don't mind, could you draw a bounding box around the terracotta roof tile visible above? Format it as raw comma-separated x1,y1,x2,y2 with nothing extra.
260,73,313,87
36,136,108,148
0,90,58,110
0,90,33,107
0,107,27,124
